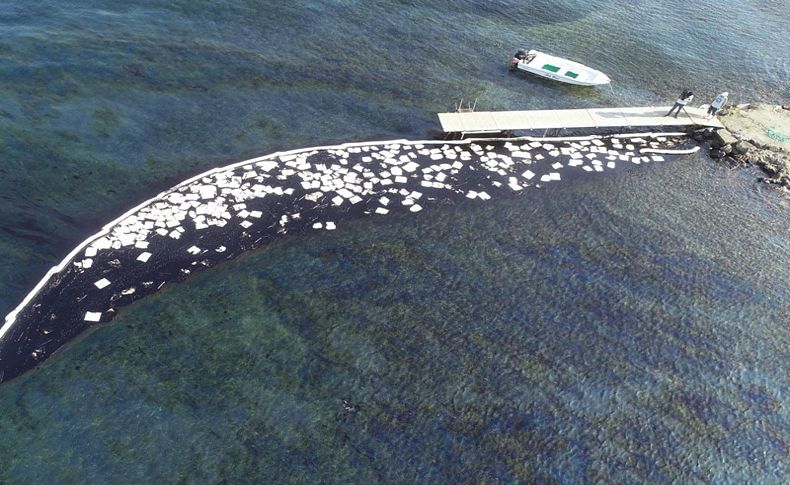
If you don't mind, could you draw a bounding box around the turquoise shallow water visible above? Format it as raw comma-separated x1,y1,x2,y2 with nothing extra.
1,0,789,482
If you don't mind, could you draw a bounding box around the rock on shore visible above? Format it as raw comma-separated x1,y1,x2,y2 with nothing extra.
715,103,790,188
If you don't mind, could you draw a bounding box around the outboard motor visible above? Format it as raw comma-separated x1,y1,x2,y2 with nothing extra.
510,49,527,69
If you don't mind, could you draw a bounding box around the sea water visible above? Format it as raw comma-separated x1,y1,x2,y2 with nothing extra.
0,0,788,482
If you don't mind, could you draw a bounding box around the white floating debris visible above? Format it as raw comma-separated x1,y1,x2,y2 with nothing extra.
91,237,112,249
198,185,217,200
84,312,102,322
337,188,355,199
94,278,111,289
137,252,152,263
403,162,419,172
257,161,278,172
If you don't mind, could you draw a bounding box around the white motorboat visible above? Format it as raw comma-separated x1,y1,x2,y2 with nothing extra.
509,49,610,86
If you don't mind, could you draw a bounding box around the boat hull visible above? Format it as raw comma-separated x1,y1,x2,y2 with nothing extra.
513,63,608,86
510,50,610,86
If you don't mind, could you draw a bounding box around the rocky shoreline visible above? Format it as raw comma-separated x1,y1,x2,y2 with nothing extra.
699,103,790,190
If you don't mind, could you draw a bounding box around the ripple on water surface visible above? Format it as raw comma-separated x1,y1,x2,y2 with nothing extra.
0,151,787,482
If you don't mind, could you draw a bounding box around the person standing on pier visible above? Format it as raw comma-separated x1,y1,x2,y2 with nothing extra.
665,90,694,118
707,92,729,118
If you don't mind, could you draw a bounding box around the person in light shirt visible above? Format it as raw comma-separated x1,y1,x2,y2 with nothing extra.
707,92,729,118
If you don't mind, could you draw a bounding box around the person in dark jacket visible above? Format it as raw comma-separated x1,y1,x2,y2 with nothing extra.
665,90,694,118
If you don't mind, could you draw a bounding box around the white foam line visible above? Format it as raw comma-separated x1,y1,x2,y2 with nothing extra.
640,147,700,154
1,132,690,339
611,132,687,139
0,138,413,339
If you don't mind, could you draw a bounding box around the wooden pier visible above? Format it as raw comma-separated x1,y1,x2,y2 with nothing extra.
437,106,724,135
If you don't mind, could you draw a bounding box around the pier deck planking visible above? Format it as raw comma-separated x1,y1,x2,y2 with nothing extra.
438,106,725,133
